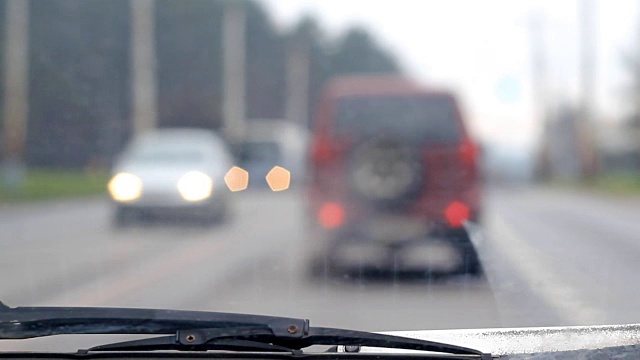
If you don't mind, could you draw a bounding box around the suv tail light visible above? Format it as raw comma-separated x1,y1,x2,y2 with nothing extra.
459,139,479,167
311,137,337,166
318,202,345,229
444,201,470,228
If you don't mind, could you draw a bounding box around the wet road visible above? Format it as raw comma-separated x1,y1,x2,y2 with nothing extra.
1,186,639,350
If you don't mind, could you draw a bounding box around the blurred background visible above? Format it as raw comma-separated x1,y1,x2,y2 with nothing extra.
2,0,640,351
3,0,640,194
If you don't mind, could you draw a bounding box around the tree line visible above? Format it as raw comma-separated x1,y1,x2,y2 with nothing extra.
0,0,401,168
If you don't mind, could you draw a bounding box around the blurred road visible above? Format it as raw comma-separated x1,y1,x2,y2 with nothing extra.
481,187,640,327
1,186,640,350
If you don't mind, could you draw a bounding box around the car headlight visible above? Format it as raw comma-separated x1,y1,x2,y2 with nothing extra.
108,173,143,202
177,171,213,202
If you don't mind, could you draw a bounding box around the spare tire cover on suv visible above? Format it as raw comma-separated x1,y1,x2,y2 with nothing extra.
347,137,424,209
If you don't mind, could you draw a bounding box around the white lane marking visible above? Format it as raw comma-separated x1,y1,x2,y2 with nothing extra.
484,212,608,325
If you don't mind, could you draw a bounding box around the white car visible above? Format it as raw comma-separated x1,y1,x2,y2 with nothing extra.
107,128,234,226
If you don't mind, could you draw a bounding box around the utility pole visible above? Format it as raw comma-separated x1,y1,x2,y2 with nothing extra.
2,0,29,191
285,33,310,127
579,0,598,178
222,2,246,143
634,2,640,171
529,11,549,179
130,0,158,135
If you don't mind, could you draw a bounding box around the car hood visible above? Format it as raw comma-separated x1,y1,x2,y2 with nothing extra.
351,324,640,356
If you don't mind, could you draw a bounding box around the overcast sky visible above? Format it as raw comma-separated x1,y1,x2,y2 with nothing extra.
258,0,639,152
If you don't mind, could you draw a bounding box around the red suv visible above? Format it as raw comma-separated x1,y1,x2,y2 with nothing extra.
306,76,482,276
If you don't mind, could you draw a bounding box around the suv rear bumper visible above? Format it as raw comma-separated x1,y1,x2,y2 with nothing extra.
307,223,476,274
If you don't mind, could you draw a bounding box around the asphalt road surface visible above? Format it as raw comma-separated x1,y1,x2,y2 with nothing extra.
1,186,639,351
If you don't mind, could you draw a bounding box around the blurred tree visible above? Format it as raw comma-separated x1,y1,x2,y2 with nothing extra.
8,0,401,168
156,0,286,129
28,0,130,168
156,0,224,130
327,26,399,76
244,0,286,120
289,21,401,128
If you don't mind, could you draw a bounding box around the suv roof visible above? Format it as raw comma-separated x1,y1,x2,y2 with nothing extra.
321,75,453,99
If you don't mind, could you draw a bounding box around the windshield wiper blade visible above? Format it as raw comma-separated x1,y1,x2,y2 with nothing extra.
0,302,491,359
83,335,296,354
87,326,491,359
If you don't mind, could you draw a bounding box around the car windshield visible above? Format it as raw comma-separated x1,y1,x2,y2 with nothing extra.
1,0,639,356
335,96,460,143
128,146,206,165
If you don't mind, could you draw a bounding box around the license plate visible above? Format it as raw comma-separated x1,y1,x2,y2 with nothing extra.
367,216,429,242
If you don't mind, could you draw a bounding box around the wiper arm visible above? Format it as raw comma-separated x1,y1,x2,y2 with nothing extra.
0,302,491,358
0,302,306,339
87,326,491,359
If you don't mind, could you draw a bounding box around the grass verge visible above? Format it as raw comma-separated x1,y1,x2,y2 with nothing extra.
554,173,640,196
0,169,109,203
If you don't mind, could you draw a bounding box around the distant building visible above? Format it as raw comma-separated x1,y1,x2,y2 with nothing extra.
542,105,582,180
596,117,640,173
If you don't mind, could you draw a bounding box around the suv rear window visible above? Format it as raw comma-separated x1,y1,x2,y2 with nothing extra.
334,96,461,144
240,141,282,163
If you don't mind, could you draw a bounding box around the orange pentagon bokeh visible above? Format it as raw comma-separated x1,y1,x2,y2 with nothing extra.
224,166,249,192
265,166,291,192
